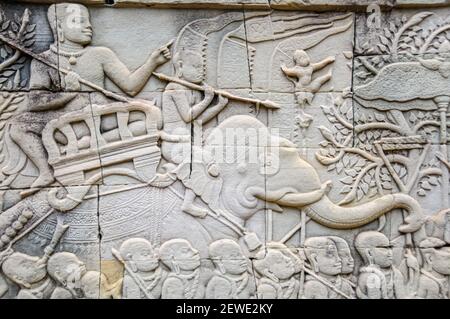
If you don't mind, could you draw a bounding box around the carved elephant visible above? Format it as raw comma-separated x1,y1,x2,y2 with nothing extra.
176,115,424,234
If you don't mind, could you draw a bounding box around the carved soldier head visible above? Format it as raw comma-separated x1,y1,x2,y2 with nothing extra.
81,270,121,299
420,237,450,275
47,252,86,291
209,239,248,276
293,50,310,67
48,3,93,46
173,49,205,84
2,252,47,288
119,238,159,273
254,243,302,281
355,231,393,268
328,236,354,275
304,237,342,276
159,239,201,274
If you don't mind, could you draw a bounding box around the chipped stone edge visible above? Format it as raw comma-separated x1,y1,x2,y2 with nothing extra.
13,0,450,11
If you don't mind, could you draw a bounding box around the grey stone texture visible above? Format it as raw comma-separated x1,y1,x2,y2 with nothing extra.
0,0,449,299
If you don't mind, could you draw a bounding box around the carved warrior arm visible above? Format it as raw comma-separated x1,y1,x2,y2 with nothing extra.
312,56,335,71
170,88,214,123
281,65,300,78
102,44,171,97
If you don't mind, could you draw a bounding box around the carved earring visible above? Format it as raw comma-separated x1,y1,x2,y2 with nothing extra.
310,254,319,273
129,261,138,273
366,249,374,265
217,259,226,275
57,23,64,43
175,62,183,78
171,256,180,275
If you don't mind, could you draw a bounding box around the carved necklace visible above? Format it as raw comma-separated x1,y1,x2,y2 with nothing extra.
50,44,86,65
176,269,200,299
140,267,163,293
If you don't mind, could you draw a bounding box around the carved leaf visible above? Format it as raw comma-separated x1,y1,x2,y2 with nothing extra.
1,21,10,32
27,24,36,33
340,176,353,185
340,185,351,194
381,181,393,190
11,22,18,33
318,126,334,143
421,180,432,190
346,169,357,177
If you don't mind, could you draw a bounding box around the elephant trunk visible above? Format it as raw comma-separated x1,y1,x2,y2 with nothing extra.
304,193,424,233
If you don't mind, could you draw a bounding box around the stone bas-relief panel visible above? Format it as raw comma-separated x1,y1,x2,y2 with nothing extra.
0,1,449,299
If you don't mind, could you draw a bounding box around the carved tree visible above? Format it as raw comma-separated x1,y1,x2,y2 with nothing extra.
316,92,442,204
0,8,35,90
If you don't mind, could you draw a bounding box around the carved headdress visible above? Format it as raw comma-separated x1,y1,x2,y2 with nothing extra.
172,12,244,79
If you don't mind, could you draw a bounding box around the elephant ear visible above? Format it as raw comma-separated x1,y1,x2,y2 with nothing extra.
174,160,223,209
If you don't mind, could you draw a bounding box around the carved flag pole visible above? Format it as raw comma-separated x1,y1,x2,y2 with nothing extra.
153,72,281,110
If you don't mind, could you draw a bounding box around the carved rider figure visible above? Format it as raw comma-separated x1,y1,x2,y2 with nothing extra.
355,231,407,299
206,239,256,299
302,236,355,299
161,49,228,218
417,237,450,299
119,238,166,299
253,243,302,299
9,3,171,189
159,238,206,299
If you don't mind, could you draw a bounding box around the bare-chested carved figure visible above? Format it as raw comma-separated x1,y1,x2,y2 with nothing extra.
206,239,255,299
281,49,335,106
355,231,407,299
159,238,206,299
162,49,228,218
417,238,450,299
9,3,171,188
303,236,355,299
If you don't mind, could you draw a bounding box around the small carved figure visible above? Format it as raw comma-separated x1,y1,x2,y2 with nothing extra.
8,3,171,189
162,49,228,218
47,252,87,299
281,49,335,106
159,238,205,299
329,236,357,286
117,238,166,299
81,271,122,299
303,236,355,299
355,231,406,299
206,239,255,299
253,242,302,299
417,237,450,299
2,252,54,299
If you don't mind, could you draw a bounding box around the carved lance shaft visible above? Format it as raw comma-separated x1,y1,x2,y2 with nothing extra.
0,33,129,103
153,72,281,110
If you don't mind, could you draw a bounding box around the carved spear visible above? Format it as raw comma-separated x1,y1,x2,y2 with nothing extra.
153,72,280,110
